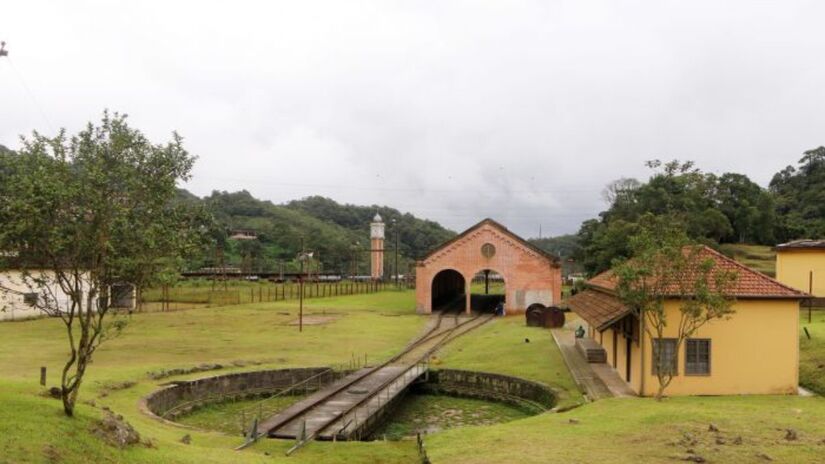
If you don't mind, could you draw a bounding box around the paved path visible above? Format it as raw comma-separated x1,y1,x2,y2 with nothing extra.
551,329,635,400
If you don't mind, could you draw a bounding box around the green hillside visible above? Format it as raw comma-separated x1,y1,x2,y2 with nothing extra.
718,243,776,277
192,191,456,275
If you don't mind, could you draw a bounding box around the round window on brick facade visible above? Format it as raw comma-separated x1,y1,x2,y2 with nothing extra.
481,243,496,259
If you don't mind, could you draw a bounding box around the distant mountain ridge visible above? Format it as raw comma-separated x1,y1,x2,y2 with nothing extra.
189,190,456,274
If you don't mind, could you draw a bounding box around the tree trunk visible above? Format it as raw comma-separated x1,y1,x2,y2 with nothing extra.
61,389,75,416
655,383,667,401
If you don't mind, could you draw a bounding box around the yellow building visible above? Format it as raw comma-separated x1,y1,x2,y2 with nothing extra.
567,246,806,396
775,239,825,298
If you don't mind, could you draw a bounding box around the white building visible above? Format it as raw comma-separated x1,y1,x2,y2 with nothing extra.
0,270,134,321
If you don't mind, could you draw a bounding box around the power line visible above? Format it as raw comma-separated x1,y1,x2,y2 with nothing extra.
1,42,55,134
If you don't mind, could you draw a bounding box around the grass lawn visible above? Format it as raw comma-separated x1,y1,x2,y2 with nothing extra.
435,316,584,409
720,243,776,277
0,290,425,464
800,308,825,395
468,281,506,295
2,289,824,463
426,395,825,464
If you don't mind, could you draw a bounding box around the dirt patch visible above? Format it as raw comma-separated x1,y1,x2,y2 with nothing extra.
287,316,338,326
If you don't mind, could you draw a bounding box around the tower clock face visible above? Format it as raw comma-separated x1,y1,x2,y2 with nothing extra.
481,243,496,259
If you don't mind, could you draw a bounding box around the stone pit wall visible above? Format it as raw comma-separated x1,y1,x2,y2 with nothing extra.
419,369,557,412
143,367,339,420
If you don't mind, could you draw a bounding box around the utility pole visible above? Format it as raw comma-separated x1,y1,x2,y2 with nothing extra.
299,238,305,333
352,241,360,279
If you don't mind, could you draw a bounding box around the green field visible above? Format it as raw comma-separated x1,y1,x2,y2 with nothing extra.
469,280,506,295
436,316,583,409
1,290,824,463
800,309,825,395
719,243,776,277
0,291,425,464
427,395,825,464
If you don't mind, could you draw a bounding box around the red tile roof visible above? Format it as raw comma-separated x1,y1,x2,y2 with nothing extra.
565,289,631,330
587,245,807,299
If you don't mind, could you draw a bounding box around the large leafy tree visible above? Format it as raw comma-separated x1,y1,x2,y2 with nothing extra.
576,160,780,274
715,173,777,244
0,112,203,416
613,218,737,400
770,146,825,241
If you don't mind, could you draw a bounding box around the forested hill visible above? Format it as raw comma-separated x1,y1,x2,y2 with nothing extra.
192,191,455,274
573,147,825,274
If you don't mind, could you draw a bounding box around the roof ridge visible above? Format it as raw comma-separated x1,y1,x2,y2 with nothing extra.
584,244,808,298
697,245,808,296
420,218,560,265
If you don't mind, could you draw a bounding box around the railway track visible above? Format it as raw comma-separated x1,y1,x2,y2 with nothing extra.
239,303,493,454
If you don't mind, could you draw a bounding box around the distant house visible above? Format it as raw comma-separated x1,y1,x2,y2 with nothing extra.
566,246,806,396
229,229,258,240
0,270,135,321
775,239,825,298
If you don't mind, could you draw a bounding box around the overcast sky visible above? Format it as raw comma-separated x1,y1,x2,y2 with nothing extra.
2,1,824,237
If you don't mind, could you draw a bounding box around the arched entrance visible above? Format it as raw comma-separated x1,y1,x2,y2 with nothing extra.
470,269,505,313
431,269,466,312
415,219,562,315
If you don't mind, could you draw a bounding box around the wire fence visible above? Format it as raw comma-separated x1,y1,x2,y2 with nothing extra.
136,279,415,312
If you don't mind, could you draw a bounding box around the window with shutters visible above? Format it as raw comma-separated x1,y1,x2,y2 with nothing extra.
652,338,678,376
685,339,711,375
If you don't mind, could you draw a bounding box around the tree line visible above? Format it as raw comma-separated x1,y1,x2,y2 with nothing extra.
570,151,825,274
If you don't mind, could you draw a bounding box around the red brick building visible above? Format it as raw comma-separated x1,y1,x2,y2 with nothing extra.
415,219,562,315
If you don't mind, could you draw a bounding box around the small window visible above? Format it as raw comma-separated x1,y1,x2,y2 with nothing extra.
23,292,38,306
685,339,711,375
652,338,678,376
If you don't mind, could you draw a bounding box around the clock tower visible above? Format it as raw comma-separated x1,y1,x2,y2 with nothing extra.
370,213,385,280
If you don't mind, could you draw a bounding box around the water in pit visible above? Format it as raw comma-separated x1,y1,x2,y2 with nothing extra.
173,391,532,439
371,392,532,440
176,394,307,435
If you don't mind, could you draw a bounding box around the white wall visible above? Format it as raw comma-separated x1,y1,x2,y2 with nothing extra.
0,270,91,321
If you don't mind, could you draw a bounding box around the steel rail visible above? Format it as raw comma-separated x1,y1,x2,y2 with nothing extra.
236,302,459,450
285,311,493,455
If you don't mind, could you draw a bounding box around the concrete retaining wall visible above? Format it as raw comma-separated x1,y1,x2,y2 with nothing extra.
143,367,339,420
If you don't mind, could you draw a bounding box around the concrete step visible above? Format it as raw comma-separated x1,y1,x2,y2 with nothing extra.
575,337,607,364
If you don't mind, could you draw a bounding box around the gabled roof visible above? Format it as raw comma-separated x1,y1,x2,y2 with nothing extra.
775,239,825,251
587,245,807,299
565,289,631,331
420,218,560,265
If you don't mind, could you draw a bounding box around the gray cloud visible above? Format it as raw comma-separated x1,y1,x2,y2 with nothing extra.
2,1,824,237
